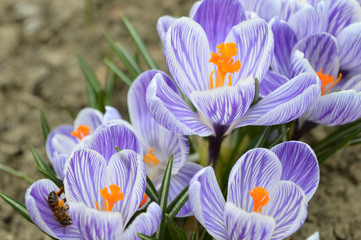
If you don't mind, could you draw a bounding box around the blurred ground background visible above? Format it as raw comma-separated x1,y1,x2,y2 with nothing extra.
0,0,360,239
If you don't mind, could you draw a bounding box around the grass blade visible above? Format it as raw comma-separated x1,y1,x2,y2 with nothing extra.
155,155,173,239
146,175,159,203
166,185,188,219
121,15,159,69
253,126,272,148
165,214,187,240
104,58,133,87
0,192,33,224
40,110,50,141
189,229,197,240
77,56,101,93
137,233,158,240
105,71,115,105
268,127,290,148
0,163,34,184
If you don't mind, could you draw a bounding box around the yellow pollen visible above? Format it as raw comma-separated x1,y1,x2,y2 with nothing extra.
94,184,124,211
209,42,241,89
71,125,91,140
317,68,342,96
143,148,160,167
249,187,270,213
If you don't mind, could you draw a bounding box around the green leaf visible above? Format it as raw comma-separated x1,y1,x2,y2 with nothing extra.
30,146,62,187
166,185,188,219
61,105,76,120
0,192,33,224
268,126,290,148
189,229,197,240
104,32,142,78
40,110,50,141
145,175,159,203
78,56,101,93
165,214,187,240
104,58,133,87
155,155,173,239
137,233,158,240
85,80,98,109
105,71,115,105
253,126,272,148
121,15,159,70
350,135,361,145
0,163,34,184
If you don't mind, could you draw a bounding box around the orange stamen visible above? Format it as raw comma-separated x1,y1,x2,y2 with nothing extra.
317,68,342,96
209,42,241,89
139,193,148,208
71,125,91,140
143,148,160,167
94,184,124,211
249,187,270,213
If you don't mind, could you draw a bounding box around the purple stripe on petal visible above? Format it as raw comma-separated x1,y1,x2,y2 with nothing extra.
337,23,361,72
269,18,297,78
260,70,288,97
25,179,82,239
237,73,320,127
227,148,282,212
165,17,211,96
69,202,124,240
193,0,246,51
280,0,306,21
190,76,255,126
64,149,107,208
46,125,74,160
289,50,315,78
271,141,319,201
51,152,69,180
225,18,274,84
293,33,339,77
303,90,361,126
73,108,103,133
224,202,275,240
107,150,146,225
240,0,281,21
189,1,202,18
121,202,162,240
189,167,228,240
157,15,177,45
263,181,307,240
146,73,214,136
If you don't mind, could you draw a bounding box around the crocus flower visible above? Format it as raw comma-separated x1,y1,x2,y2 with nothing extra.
189,141,319,240
46,106,121,179
147,15,319,138
26,122,161,240
128,70,203,216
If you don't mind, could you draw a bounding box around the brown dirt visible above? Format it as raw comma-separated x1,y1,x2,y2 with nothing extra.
0,0,360,239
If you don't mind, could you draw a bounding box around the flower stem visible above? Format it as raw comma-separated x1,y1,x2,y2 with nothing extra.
208,126,226,167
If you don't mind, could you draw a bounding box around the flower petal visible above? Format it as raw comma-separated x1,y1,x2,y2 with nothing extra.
227,148,282,212
342,74,361,92
190,76,255,126
279,0,306,21
236,73,320,127
189,1,202,18
86,122,143,162
302,90,361,126
25,179,82,239
189,166,228,240
146,73,214,136
240,0,281,21
64,149,107,208
327,0,361,36
157,15,177,44
337,22,361,72
289,50,315,78
263,181,308,240
293,33,339,77
120,202,162,240
69,202,124,240
193,0,246,51
269,18,297,78
224,202,275,240
46,125,75,160
225,18,274,84
271,141,319,201
307,232,320,240
73,108,103,132
107,150,146,225
165,17,211,96
51,152,69,179
103,106,122,122
259,70,288,97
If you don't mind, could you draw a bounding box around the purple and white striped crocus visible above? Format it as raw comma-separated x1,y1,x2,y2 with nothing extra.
189,141,319,240
26,122,161,240
148,12,319,138
46,106,121,179
128,70,203,216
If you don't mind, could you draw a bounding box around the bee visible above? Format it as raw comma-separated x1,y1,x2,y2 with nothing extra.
47,187,72,227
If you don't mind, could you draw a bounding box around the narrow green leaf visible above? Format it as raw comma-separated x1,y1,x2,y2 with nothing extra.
104,58,133,87
189,229,197,240
165,214,187,240
268,127,290,148
30,146,62,187
166,185,188,219
105,71,115,105
40,110,50,141
85,75,98,108
77,56,101,93
253,126,272,148
0,192,33,223
137,233,158,240
121,15,159,69
155,155,173,239
0,163,34,184
350,135,361,145
146,175,159,203
104,32,142,78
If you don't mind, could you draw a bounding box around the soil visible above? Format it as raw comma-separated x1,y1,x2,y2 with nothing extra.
0,0,360,239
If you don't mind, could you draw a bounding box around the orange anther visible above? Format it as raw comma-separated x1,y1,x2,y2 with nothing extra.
143,148,160,167
71,125,91,140
317,68,342,96
249,187,270,213
94,184,124,211
139,193,148,208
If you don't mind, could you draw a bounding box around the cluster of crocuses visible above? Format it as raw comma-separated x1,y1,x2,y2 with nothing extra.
23,0,361,239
